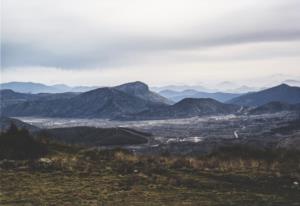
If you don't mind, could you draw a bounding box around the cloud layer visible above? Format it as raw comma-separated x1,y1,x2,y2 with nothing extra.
1,0,300,85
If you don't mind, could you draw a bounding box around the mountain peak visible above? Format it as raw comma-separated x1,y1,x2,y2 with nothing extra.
276,83,290,88
115,81,149,91
114,81,172,105
228,83,300,106
175,98,220,107
268,83,293,91
114,81,149,96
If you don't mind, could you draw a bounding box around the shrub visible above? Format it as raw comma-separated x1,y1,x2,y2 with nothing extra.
0,123,48,160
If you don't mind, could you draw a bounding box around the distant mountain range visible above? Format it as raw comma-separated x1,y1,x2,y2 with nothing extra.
159,89,240,103
1,89,37,108
227,84,300,106
151,83,261,93
1,82,300,120
224,85,262,94
1,82,170,118
2,79,298,94
0,89,79,108
0,82,98,93
151,85,214,93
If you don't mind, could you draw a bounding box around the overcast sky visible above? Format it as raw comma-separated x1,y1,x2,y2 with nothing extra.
1,0,300,86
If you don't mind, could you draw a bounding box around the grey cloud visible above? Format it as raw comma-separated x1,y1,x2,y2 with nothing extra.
1,0,300,69
3,29,300,69
1,42,115,68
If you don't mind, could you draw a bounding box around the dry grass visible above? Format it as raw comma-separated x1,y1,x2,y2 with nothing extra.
1,146,300,206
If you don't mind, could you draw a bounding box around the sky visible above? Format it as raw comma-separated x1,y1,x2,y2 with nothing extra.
1,0,300,87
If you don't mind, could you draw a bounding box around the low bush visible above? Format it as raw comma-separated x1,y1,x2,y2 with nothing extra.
0,123,48,160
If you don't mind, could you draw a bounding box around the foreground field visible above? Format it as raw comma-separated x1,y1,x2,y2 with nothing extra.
1,144,300,206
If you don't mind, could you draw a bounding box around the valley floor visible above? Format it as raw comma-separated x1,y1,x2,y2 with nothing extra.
16,112,299,139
